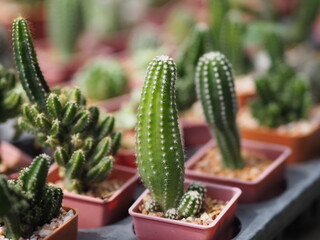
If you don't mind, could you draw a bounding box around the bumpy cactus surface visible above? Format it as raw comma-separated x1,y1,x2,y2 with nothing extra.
75,58,128,101
0,65,22,123
47,0,84,60
250,63,312,128
0,154,63,239
195,52,244,169
136,55,206,219
13,17,121,193
176,23,213,111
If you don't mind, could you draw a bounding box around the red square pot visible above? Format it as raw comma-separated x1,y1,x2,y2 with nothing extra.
48,164,138,228
115,149,136,168
186,140,291,203
180,118,211,147
129,180,241,240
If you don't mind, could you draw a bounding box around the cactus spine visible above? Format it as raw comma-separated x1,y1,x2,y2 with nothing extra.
195,52,244,169
136,55,206,219
13,17,121,193
0,154,63,239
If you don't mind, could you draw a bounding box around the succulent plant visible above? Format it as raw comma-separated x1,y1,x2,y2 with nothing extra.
0,65,22,123
0,154,63,239
250,63,312,128
46,0,84,60
195,52,244,169
75,58,128,101
136,55,206,219
176,23,214,111
264,30,285,68
13,17,121,193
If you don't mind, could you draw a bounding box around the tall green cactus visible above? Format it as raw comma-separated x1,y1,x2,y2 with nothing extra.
136,55,206,219
0,154,63,239
0,65,22,123
176,23,213,111
46,0,84,60
13,17,121,193
195,52,244,169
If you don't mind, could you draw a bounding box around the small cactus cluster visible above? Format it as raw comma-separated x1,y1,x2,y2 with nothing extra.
75,57,128,101
136,55,207,219
0,65,22,123
0,154,63,239
176,23,213,111
46,0,84,60
13,17,121,193
250,63,312,128
195,52,244,169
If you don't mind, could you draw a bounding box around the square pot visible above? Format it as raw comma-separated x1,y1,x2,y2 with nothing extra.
129,180,241,240
240,124,320,164
180,119,211,147
48,164,138,228
115,149,136,168
186,140,291,203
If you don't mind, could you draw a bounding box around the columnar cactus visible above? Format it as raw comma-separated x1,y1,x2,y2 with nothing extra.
195,52,244,169
176,23,213,111
46,0,84,60
136,55,206,219
13,17,121,193
0,65,22,123
0,154,63,239
264,31,284,67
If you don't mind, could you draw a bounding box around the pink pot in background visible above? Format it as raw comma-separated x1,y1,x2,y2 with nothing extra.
186,140,291,203
181,119,211,147
115,149,136,168
0,141,32,179
97,94,131,112
129,180,241,240
48,164,138,229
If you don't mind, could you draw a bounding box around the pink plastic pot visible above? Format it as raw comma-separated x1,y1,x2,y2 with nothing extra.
97,94,131,112
0,141,32,179
180,118,211,147
48,164,138,228
186,140,291,203
129,180,241,240
115,149,136,168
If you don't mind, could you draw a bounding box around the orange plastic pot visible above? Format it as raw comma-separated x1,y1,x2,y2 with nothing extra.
48,164,138,228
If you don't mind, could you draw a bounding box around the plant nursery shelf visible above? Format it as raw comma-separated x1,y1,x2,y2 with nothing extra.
78,159,320,240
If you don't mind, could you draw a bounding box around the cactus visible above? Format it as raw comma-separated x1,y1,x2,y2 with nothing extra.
46,0,84,60
0,154,63,239
75,58,128,101
13,17,121,193
187,181,206,199
145,200,161,212
136,55,206,219
250,63,312,128
264,31,285,68
176,23,214,111
177,191,202,218
195,52,244,169
0,65,22,123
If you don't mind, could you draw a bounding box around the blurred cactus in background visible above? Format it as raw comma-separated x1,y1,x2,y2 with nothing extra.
0,154,63,239
0,27,13,68
250,64,312,128
75,58,128,101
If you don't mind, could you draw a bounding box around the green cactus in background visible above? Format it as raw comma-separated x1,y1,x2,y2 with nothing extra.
0,154,63,239
0,27,13,67
0,66,22,123
13,17,121,193
250,63,312,128
75,58,128,101
136,55,206,219
195,52,244,169
264,30,285,68
176,23,213,111
46,0,84,60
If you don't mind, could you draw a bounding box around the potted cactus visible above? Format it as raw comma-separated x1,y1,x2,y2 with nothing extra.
0,65,32,178
239,62,320,163
12,17,138,228
129,55,241,240
185,52,291,203
0,154,78,240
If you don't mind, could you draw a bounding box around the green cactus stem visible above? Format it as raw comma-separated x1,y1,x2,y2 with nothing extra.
177,191,202,218
0,154,63,239
187,182,206,199
145,200,161,212
195,52,244,169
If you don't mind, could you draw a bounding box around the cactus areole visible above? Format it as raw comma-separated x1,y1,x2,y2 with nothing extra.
195,52,244,169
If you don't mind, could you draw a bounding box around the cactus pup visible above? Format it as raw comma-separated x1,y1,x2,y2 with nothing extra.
13,17,121,193
0,154,63,239
195,52,244,169
136,55,206,219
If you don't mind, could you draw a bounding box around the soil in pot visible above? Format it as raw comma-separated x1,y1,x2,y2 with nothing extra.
139,194,227,226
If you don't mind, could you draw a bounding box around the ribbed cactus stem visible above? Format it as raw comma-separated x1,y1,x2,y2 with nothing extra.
136,55,185,212
196,52,244,169
12,17,50,110
177,190,202,218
